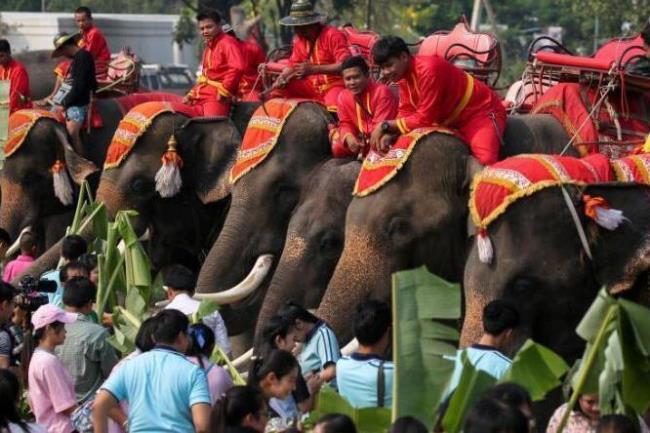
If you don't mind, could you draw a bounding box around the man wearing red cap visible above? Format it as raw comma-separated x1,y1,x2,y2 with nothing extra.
267,0,351,112
184,10,244,116
369,36,506,165
0,39,31,113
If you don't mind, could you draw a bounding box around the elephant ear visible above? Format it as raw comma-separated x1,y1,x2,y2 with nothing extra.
53,126,99,184
464,156,484,237
177,119,240,204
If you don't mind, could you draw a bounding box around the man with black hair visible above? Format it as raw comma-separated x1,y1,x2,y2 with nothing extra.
74,6,111,77
369,36,506,165
331,55,398,158
445,299,520,395
56,276,118,403
184,9,244,116
0,282,17,369
163,264,231,356
0,38,31,113
3,231,37,283
94,309,211,433
41,235,88,308
336,300,394,408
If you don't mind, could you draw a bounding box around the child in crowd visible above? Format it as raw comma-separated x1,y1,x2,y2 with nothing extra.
0,369,47,433
187,323,234,404
209,386,268,433
3,231,37,283
314,414,357,433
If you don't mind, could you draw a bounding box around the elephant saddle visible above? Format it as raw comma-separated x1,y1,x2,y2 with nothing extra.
5,109,64,157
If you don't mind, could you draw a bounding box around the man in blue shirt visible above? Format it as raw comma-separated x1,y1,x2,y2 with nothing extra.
337,300,393,408
445,299,520,395
93,309,211,433
40,235,87,307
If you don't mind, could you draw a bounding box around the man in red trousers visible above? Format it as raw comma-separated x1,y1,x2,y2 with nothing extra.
369,36,506,165
0,39,31,113
184,10,244,116
267,0,351,112
332,55,398,158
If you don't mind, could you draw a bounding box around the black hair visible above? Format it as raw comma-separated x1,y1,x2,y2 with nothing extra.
33,320,65,343
278,301,319,325
389,416,428,433
78,253,98,272
0,281,15,303
61,235,87,261
60,261,88,283
75,6,92,18
162,264,196,294
372,36,410,66
209,386,266,433
342,55,370,75
597,414,640,433
258,314,295,356
62,276,96,308
482,383,532,411
354,300,391,346
642,21,650,46
0,369,29,433
19,231,37,254
316,413,358,433
0,229,10,245
0,40,10,54
464,398,528,433
196,9,222,24
483,299,520,335
135,316,159,353
187,323,216,369
153,309,189,345
247,349,299,389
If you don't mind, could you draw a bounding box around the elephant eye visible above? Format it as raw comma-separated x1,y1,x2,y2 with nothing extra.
386,217,411,241
319,231,341,252
130,178,150,194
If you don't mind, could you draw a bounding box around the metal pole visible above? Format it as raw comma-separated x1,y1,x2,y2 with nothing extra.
593,14,599,52
42,0,45,12
470,0,482,30
366,0,372,30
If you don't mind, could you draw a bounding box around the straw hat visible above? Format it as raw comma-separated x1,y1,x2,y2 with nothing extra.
51,32,82,58
280,0,326,27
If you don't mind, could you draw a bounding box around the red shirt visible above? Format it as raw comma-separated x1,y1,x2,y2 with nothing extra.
190,32,245,102
337,81,398,147
80,24,111,66
238,38,267,97
395,55,501,134
289,24,351,95
1,59,31,113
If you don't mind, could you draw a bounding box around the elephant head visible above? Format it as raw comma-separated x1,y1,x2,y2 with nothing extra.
462,184,650,362
255,159,361,339
0,118,97,255
195,102,332,339
96,112,240,270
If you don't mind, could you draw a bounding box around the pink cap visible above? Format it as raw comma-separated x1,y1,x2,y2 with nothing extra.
31,304,77,331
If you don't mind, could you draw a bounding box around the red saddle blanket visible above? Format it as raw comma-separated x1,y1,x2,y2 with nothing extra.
5,109,65,157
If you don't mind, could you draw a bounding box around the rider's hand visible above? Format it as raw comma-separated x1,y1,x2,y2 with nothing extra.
370,124,385,150
378,133,394,153
345,134,362,155
294,62,313,79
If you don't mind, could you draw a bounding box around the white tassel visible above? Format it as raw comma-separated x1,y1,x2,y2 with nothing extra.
52,161,74,206
477,230,493,264
155,162,183,198
593,206,625,231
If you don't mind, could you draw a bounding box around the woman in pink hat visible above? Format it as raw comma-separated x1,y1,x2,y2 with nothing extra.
27,304,78,433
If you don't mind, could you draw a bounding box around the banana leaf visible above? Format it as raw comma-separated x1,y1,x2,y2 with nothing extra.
392,266,461,428
191,300,221,324
210,345,246,385
617,304,650,414
502,339,569,401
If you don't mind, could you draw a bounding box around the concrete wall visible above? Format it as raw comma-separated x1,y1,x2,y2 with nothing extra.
1,12,199,68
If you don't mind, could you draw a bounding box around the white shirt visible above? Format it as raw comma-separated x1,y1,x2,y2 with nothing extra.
164,293,232,356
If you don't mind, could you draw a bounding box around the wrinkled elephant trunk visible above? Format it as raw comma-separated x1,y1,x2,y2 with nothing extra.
96,177,146,234
317,230,392,343
459,265,494,348
0,178,38,256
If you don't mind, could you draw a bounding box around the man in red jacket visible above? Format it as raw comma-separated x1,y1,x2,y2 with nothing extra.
267,0,351,112
0,39,31,113
332,55,398,158
369,36,506,165
184,10,244,116
223,24,266,102
74,6,111,77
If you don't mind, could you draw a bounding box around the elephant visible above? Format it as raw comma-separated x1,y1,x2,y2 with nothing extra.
95,105,257,271
254,158,361,339
314,114,578,343
194,101,333,348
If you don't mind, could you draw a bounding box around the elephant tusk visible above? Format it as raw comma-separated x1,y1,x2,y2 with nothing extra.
232,348,254,369
341,338,359,356
5,226,33,259
193,254,274,305
138,228,151,242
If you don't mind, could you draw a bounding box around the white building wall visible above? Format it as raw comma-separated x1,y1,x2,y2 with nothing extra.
1,12,199,68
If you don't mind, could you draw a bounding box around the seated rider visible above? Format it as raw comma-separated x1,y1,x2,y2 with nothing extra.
184,10,245,116
369,36,506,165
51,32,97,155
332,55,398,158
626,20,650,77
0,39,32,113
267,0,351,112
222,24,267,102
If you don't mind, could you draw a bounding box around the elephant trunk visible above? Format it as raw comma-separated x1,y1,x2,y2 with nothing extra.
0,178,38,257
96,177,132,219
316,230,391,343
459,259,496,348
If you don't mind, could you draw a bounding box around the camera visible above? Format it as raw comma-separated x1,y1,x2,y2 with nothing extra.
15,275,58,312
